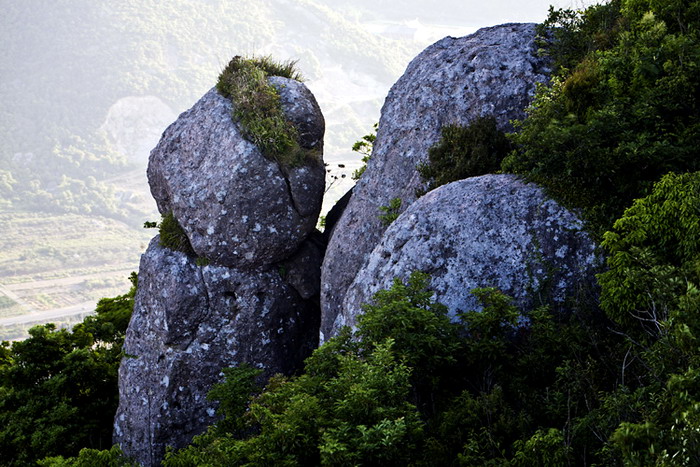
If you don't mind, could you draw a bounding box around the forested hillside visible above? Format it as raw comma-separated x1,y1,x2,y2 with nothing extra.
0,0,414,216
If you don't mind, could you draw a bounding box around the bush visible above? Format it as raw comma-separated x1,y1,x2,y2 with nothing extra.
536,0,623,73
351,123,377,180
38,445,138,467
599,171,700,331
154,211,195,256
418,117,511,194
378,197,401,226
0,278,136,465
164,270,629,465
503,0,700,236
594,171,700,464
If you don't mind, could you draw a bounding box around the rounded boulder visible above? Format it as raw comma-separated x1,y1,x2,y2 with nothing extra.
148,80,325,269
336,175,602,336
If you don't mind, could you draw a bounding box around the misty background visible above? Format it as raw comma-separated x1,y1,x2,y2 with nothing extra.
0,0,578,340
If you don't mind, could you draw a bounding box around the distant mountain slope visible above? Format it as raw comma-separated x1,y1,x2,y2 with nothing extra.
1,0,415,211
0,0,420,335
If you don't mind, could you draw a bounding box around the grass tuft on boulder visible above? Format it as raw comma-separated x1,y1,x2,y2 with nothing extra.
216,55,307,166
158,211,195,257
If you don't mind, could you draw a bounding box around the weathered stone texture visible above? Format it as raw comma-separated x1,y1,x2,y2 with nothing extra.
320,23,550,340
117,75,325,466
336,175,601,334
148,81,325,269
114,238,320,466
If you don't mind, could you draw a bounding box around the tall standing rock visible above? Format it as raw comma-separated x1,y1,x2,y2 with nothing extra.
115,71,325,466
337,175,602,334
320,23,550,341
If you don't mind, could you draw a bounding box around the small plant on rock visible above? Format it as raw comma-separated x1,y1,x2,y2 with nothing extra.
378,197,402,226
351,123,377,180
144,212,195,256
216,55,307,166
158,211,195,256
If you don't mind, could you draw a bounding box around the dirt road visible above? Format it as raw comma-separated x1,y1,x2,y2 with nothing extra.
0,301,95,326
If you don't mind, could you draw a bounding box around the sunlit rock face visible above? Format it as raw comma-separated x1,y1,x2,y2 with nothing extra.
147,80,325,269
338,175,602,334
114,237,321,466
116,77,325,466
320,23,551,341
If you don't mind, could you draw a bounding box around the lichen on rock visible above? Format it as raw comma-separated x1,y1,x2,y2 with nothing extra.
114,238,320,466
147,80,325,269
338,175,602,335
117,55,326,466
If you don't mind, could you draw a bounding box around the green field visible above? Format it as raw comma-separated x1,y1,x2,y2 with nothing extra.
0,211,150,340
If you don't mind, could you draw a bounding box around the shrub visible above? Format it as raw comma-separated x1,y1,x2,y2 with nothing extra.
536,0,623,73
598,171,700,331
1,280,136,465
378,197,401,226
504,0,700,237
38,445,139,467
157,211,195,256
351,123,377,180
417,117,511,195
216,55,307,166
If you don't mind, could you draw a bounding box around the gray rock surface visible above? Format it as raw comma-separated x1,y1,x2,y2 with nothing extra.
269,76,325,151
320,23,550,340
114,237,320,466
336,175,601,334
148,80,325,269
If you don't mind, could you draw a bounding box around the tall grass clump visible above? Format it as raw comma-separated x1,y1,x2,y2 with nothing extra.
217,55,307,166
158,211,195,256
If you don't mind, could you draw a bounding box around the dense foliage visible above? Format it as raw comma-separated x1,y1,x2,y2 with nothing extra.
417,117,512,194
597,171,700,465
503,0,700,236
0,274,136,466
160,273,618,465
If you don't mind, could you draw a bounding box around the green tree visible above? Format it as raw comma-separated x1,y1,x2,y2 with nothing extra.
599,171,700,331
503,0,700,236
417,117,512,194
597,172,700,465
0,276,136,466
